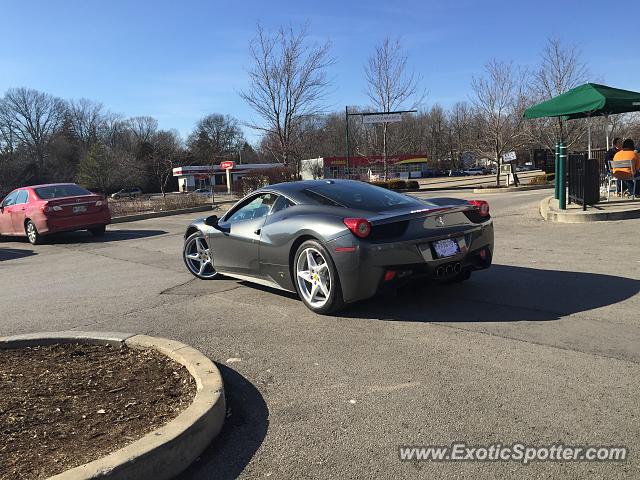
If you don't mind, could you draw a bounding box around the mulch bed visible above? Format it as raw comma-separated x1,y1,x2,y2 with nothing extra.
0,343,196,480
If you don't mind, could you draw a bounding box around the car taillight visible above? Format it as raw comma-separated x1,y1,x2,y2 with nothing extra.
42,204,62,213
96,200,104,207
343,218,371,238
468,200,490,217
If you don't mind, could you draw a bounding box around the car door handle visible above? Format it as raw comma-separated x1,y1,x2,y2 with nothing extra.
254,229,261,235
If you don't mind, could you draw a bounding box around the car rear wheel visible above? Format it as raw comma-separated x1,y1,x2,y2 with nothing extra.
25,220,42,245
447,270,471,283
89,225,106,236
294,240,344,314
183,231,218,280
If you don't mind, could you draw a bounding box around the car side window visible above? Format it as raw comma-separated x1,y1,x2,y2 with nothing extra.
1,191,18,207
270,195,294,215
15,190,29,204
226,193,278,223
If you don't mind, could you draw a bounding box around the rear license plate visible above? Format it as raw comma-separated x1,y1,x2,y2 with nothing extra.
73,205,87,214
433,238,460,258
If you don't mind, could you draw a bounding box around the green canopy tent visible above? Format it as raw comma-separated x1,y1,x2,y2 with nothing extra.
524,83,640,157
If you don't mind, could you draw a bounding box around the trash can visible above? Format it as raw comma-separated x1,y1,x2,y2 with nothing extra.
585,159,600,205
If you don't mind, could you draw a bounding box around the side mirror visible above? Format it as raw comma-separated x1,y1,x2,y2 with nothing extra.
204,215,218,228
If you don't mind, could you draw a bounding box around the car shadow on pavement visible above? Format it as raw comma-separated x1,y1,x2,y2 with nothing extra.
43,229,168,244
0,247,37,262
339,264,640,323
178,364,269,480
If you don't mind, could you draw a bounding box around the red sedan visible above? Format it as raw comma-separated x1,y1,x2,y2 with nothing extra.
0,183,111,244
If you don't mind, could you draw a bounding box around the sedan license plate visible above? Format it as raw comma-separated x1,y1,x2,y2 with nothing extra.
73,205,87,214
433,238,460,258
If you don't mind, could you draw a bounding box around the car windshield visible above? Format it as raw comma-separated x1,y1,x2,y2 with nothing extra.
34,185,92,199
303,182,422,211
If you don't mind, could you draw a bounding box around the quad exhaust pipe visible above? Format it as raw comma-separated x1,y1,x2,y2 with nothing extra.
435,262,462,278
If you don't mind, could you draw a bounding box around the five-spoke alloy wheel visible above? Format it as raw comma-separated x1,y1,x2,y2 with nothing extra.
294,240,343,314
183,231,218,280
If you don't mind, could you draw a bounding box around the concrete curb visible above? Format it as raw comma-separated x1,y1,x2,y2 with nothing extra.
0,331,225,480
110,202,236,224
473,184,554,194
539,196,640,223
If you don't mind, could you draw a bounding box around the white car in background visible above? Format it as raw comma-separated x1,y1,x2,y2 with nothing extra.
192,188,214,197
463,167,487,176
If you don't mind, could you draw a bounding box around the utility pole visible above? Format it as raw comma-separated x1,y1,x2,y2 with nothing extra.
345,106,350,176
344,108,416,180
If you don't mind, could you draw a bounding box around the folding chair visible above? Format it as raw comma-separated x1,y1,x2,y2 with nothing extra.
606,161,618,200
608,160,637,201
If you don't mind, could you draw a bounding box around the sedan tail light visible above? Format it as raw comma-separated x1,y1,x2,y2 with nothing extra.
343,218,371,238
42,204,63,213
467,200,490,217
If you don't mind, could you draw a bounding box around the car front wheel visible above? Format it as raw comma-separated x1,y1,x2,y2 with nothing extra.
183,231,218,279
294,240,344,314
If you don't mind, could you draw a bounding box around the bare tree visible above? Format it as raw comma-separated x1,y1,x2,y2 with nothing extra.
240,22,334,174
148,130,182,197
449,102,473,169
67,99,105,151
128,116,158,145
0,87,66,173
471,60,528,186
528,38,590,149
364,37,424,178
187,114,244,164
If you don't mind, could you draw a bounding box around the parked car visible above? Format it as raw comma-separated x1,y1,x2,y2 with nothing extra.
182,179,493,314
192,188,214,197
111,187,142,199
0,183,111,244
463,167,488,176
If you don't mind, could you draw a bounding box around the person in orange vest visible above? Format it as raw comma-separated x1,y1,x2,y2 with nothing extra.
612,139,640,195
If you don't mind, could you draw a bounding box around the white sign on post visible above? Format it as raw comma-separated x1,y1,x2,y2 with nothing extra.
363,113,403,124
502,151,517,162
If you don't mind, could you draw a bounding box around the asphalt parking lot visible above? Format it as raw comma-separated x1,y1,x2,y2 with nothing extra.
1,189,638,479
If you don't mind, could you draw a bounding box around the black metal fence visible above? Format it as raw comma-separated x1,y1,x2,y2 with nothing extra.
568,153,601,210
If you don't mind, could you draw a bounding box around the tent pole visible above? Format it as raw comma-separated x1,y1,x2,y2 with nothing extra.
587,114,592,158
554,143,559,200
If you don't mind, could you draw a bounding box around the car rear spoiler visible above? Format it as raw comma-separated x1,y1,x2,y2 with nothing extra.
367,204,473,226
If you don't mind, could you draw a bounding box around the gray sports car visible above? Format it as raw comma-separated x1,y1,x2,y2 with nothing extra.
182,179,493,314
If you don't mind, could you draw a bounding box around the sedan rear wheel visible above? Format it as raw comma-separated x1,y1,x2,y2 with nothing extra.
294,240,343,314
25,220,42,245
89,225,106,236
183,231,218,279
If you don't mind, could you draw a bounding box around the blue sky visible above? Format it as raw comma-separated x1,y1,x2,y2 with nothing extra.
1,0,639,143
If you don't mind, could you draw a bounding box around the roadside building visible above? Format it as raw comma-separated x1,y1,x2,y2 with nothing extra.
172,163,282,192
